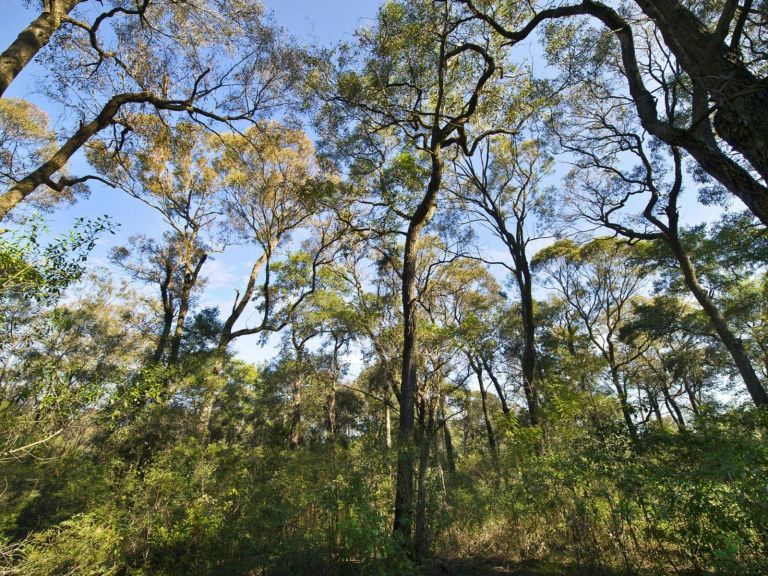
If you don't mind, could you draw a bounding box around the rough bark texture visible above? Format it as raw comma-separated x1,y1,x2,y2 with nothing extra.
464,0,768,225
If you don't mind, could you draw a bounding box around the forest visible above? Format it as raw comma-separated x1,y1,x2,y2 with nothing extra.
1,0,767,574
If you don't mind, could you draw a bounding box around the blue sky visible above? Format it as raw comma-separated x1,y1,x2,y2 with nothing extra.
2,0,727,367
1,0,382,365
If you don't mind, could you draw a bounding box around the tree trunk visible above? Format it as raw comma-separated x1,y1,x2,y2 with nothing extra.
152,261,174,363
440,398,455,474
393,149,443,546
480,357,510,415
661,384,685,431
414,400,433,563
669,239,768,406
168,254,207,365
290,378,302,450
471,357,497,456
609,356,637,439
0,0,84,97
516,264,540,426
634,0,768,186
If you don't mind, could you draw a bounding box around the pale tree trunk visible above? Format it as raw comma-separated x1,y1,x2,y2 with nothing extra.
0,0,84,97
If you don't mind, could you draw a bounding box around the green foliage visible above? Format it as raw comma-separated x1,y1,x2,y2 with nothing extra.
0,215,115,300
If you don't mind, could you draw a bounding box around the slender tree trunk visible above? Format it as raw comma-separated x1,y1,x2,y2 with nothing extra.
669,239,768,406
609,357,637,439
385,402,392,450
414,400,433,563
683,378,700,416
648,389,663,424
289,378,302,450
168,254,206,365
393,149,443,546
661,384,685,431
0,0,84,97
152,262,174,363
218,251,270,351
440,398,455,474
516,264,540,426
480,357,510,415
471,358,497,455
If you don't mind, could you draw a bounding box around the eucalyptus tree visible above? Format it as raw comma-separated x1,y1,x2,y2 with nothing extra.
547,53,768,404
619,296,725,424
0,0,299,220
92,118,219,365
448,136,553,427
212,121,336,351
460,0,768,226
0,0,84,97
315,0,506,551
534,238,649,437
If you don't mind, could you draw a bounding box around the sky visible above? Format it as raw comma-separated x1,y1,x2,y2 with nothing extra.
1,0,382,365
1,0,728,368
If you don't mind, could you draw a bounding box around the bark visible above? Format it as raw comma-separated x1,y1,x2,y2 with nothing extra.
477,366,497,456
168,253,207,365
633,0,768,185
683,378,700,416
648,390,663,423
414,400,434,563
289,335,308,450
480,357,511,415
0,90,223,221
0,92,146,220
152,260,175,364
289,380,302,450
469,356,497,455
393,148,443,544
385,402,392,450
669,238,768,405
609,359,637,439
516,261,540,426
440,398,456,474
0,0,84,97
464,0,768,226
218,251,269,350
661,384,686,431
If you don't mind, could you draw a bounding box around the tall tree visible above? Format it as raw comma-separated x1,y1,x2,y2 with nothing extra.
461,0,768,225
317,0,502,553
0,0,298,220
449,137,553,427
534,238,648,437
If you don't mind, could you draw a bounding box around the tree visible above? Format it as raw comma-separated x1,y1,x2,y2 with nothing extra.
0,0,298,220
317,0,503,553
0,0,84,97
534,238,648,437
213,122,336,351
548,61,768,404
449,136,553,428
461,0,768,226
95,119,218,365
